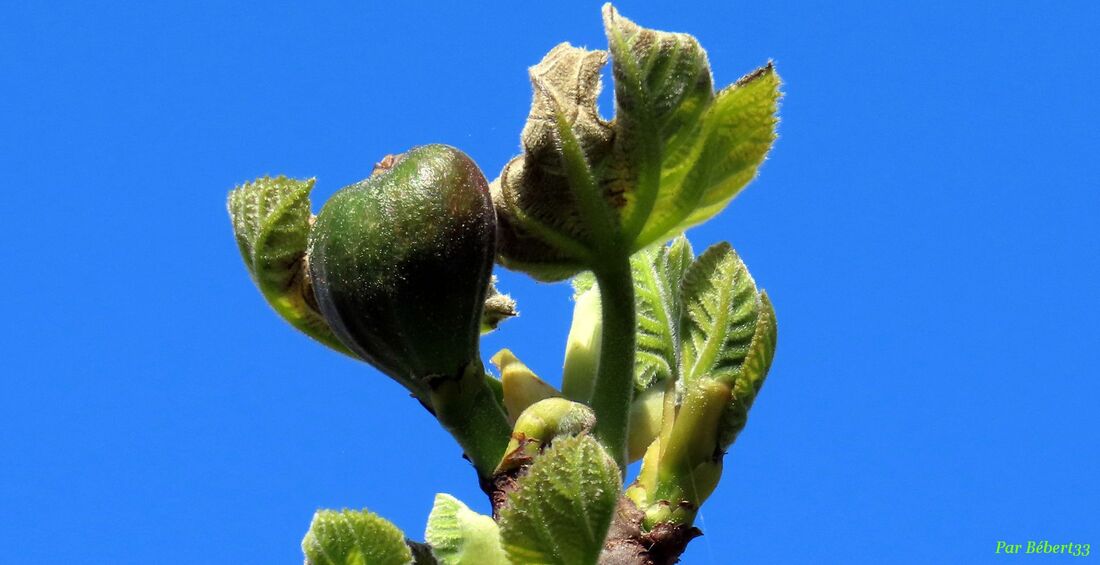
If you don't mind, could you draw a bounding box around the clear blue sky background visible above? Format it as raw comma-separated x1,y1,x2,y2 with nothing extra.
2,1,1097,563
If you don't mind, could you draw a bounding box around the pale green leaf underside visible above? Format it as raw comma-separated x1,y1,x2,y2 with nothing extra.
603,4,713,245
227,176,352,356
303,509,412,565
499,435,621,565
630,235,694,391
425,494,508,565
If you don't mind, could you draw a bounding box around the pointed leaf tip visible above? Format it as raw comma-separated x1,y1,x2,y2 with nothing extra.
227,176,354,356
494,6,779,281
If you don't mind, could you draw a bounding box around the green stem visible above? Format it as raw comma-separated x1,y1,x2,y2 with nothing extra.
590,253,636,470
430,360,512,479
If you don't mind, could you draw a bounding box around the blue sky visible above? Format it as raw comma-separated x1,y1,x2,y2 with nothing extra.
2,1,1097,563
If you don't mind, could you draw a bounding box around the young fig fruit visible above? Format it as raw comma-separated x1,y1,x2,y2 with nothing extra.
307,145,495,391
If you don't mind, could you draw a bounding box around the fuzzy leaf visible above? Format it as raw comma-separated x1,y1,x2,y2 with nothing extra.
492,44,613,281
675,65,782,231
499,435,621,565
425,494,507,565
630,236,694,390
603,4,713,245
719,291,778,447
605,5,779,249
493,6,779,281
302,509,412,565
227,176,352,356
680,243,761,386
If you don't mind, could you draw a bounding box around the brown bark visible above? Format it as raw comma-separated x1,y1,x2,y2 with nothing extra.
598,498,701,565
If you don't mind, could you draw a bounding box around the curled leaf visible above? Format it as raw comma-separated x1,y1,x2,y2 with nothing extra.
493,5,780,281
631,236,694,391
302,509,412,565
718,292,778,448
492,43,614,281
425,494,507,565
227,176,352,356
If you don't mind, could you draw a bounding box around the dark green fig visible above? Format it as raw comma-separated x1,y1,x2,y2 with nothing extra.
307,145,495,390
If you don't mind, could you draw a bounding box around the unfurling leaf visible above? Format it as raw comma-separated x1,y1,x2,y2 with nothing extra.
227,176,352,356
491,43,613,281
679,242,777,450
623,240,778,525
499,435,621,565
302,509,412,565
631,236,694,391
425,494,508,565
493,5,780,281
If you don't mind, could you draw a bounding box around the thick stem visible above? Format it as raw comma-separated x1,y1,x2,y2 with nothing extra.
430,360,512,479
599,497,701,565
590,254,636,470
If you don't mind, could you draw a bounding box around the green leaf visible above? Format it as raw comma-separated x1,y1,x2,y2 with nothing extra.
493,6,780,281
630,235,694,390
719,291,778,448
227,176,353,356
676,65,782,231
603,4,714,245
302,509,413,565
499,435,621,565
680,243,761,386
425,494,508,565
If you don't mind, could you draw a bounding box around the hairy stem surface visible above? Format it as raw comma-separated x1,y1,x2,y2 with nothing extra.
590,254,637,470
430,360,512,479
